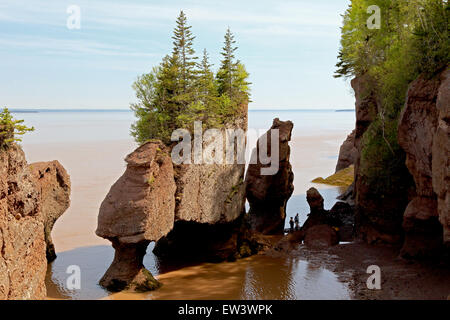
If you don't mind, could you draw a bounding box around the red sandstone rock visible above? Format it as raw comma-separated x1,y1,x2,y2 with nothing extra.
336,129,357,172
30,161,71,262
245,118,294,235
96,141,176,291
304,225,338,248
432,68,450,246
0,145,72,299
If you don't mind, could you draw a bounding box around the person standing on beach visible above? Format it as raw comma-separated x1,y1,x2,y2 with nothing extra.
289,217,295,233
294,214,299,231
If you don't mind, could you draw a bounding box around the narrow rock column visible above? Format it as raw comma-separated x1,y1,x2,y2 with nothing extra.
99,239,160,292
245,118,294,234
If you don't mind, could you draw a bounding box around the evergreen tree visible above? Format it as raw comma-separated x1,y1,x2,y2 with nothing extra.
197,49,217,104
217,28,238,97
172,10,198,96
131,14,251,144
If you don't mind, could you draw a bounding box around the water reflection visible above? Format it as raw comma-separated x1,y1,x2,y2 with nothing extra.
46,245,350,300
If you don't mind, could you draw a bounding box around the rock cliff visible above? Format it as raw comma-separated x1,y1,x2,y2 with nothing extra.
0,144,70,299
398,69,447,258
347,67,449,259
351,75,413,244
336,129,357,172
245,118,294,235
432,68,450,248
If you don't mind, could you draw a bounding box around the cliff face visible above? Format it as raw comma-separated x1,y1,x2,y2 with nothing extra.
349,67,449,258
432,68,450,247
153,111,249,262
245,118,294,235
336,129,357,172
352,75,414,244
398,70,448,258
0,145,70,299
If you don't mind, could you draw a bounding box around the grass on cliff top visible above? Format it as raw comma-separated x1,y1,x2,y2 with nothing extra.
312,165,354,187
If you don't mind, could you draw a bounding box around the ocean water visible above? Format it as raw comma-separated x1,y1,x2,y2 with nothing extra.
14,109,355,144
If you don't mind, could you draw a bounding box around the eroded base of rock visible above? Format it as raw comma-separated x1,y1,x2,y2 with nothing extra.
99,240,161,292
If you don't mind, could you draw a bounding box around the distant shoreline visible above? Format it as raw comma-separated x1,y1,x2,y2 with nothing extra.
11,108,355,113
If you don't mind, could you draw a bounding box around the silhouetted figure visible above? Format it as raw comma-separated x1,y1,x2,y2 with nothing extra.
294,214,299,231
289,217,294,233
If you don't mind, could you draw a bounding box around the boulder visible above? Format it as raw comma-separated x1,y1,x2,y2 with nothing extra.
329,201,355,242
96,141,176,291
245,118,294,235
301,188,354,242
336,129,357,172
29,161,71,262
304,225,338,248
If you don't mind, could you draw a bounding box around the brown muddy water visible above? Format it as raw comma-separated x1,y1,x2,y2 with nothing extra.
46,243,352,300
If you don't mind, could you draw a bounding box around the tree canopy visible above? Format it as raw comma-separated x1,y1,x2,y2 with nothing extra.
131,12,251,144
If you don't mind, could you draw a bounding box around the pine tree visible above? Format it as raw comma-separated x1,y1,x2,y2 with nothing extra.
197,49,217,103
217,28,238,97
172,10,198,95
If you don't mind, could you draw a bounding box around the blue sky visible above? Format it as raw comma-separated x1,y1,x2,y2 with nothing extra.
0,0,355,110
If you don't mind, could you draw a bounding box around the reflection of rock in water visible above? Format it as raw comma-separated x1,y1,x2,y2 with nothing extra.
241,256,296,300
45,246,114,300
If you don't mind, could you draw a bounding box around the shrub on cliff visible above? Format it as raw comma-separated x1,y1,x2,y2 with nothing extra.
131,11,250,145
0,107,34,149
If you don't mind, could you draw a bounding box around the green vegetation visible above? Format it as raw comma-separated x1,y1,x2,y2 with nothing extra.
131,11,251,144
312,166,355,187
0,107,34,149
335,0,449,193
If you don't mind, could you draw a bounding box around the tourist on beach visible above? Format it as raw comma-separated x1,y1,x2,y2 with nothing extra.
294,214,299,230
289,217,294,232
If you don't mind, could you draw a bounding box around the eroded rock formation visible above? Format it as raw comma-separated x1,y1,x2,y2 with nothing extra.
432,68,450,248
30,161,71,262
352,75,413,244
97,110,254,290
96,141,176,291
245,118,294,235
153,114,249,262
304,225,338,248
336,129,357,172
301,188,354,242
0,145,70,299
398,70,445,258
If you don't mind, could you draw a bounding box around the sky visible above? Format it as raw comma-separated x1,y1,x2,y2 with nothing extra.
0,0,355,110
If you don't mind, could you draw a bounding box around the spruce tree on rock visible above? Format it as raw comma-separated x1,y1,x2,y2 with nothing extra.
217,28,238,98
172,10,198,98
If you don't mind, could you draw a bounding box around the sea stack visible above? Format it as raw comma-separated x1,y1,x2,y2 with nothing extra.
96,141,176,291
245,118,294,235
